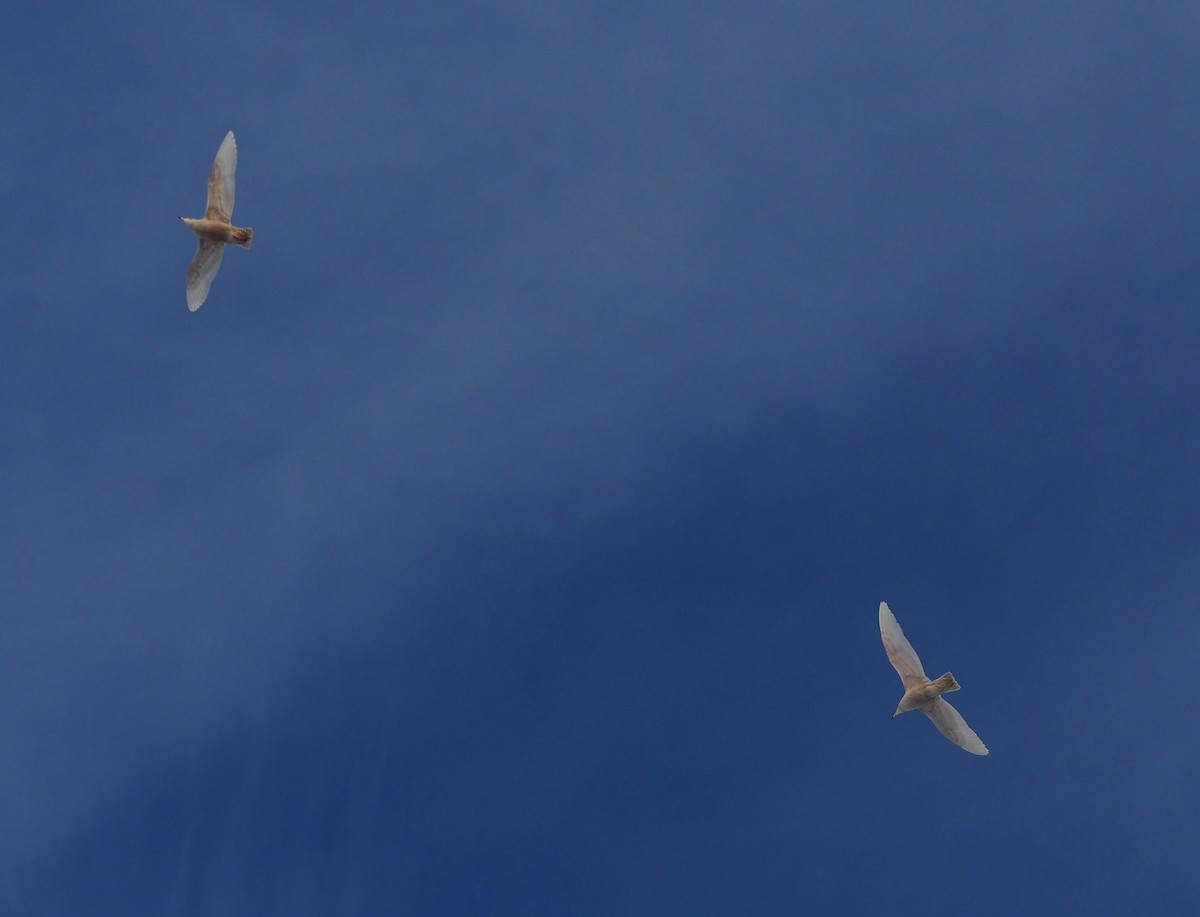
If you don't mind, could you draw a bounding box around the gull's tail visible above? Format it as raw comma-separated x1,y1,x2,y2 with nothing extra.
234,227,253,249
932,672,960,693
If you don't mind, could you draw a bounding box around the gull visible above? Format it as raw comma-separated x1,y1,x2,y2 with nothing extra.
879,601,988,755
179,131,253,311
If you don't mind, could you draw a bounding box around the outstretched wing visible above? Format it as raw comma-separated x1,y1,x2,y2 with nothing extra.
204,131,237,222
186,240,225,311
879,601,928,689
922,697,989,755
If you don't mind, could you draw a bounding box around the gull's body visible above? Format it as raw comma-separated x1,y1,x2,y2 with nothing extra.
180,131,252,311
879,601,988,756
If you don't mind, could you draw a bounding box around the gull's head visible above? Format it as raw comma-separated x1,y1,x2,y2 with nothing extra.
893,697,915,718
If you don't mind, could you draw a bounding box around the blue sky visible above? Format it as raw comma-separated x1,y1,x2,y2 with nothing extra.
3,1,1199,913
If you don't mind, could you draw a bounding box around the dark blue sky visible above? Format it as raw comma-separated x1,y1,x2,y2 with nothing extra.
4,2,1199,913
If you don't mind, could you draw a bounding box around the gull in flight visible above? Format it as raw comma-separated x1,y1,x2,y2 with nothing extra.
879,601,988,755
179,131,253,311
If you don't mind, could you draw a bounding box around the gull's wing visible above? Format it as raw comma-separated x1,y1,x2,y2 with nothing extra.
186,240,225,311
879,601,928,689
922,697,989,755
204,131,237,222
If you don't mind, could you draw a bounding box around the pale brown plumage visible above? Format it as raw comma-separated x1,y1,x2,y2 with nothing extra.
879,601,988,755
180,131,253,311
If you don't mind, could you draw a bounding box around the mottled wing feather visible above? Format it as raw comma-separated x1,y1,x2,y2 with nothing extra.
879,601,928,689
923,697,989,755
204,131,237,221
186,240,225,311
